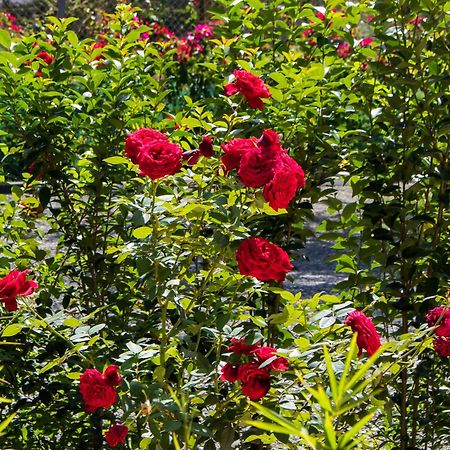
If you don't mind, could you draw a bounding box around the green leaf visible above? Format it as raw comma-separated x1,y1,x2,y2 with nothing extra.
0,412,16,433
0,30,11,50
1,324,23,337
103,156,129,165
132,227,152,239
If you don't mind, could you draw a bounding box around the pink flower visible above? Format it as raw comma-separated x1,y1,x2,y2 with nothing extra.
252,347,289,371
337,41,352,58
359,37,375,47
0,269,38,311
345,310,381,357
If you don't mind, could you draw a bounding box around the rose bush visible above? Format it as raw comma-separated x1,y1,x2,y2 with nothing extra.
0,0,448,449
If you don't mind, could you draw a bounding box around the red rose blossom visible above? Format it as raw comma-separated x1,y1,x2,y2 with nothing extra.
125,128,182,179
224,69,271,110
199,136,213,157
0,269,38,311
237,363,271,401
79,366,121,413
433,336,450,357
238,146,278,188
426,306,450,337
359,37,375,47
227,337,260,355
36,51,54,65
252,346,289,371
105,424,128,448
219,363,239,382
263,152,305,211
337,41,352,58
257,129,283,154
236,237,293,282
345,310,381,357
221,138,257,172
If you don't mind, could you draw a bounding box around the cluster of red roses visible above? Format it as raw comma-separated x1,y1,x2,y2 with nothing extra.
79,365,128,447
426,306,450,357
0,269,38,311
220,338,289,401
0,12,24,34
24,42,55,78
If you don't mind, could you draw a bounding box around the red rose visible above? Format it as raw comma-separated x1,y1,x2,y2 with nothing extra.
263,153,305,211
227,337,260,355
238,146,278,188
359,37,375,47
257,129,283,154
36,51,54,65
105,424,128,448
224,69,271,110
125,128,168,164
219,363,239,382
337,41,352,58
236,237,293,282
252,346,289,371
221,138,256,172
433,336,450,357
125,128,182,179
237,363,271,400
0,269,38,311
344,310,381,357
182,150,201,166
426,306,450,337
79,366,121,413
103,365,122,386
199,136,213,157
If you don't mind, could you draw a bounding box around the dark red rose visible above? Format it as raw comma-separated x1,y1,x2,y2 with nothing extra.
227,337,260,355
236,237,293,282
345,310,381,357
237,363,271,400
221,138,257,172
125,128,168,164
257,129,283,154
182,150,201,166
0,269,38,311
125,128,182,179
433,336,450,357
79,367,119,413
105,424,128,448
224,69,271,110
103,365,122,387
238,146,278,188
263,153,305,211
199,136,213,157
36,51,54,65
252,346,289,371
359,37,375,47
219,363,239,382
426,306,450,337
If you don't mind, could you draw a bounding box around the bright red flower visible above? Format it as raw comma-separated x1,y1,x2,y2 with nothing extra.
227,337,260,355
315,11,325,21
345,310,381,357
236,237,293,282
182,149,201,166
224,69,271,110
219,363,239,382
125,128,168,164
433,336,450,357
252,346,289,371
0,269,38,311
221,138,256,172
36,51,54,65
79,366,121,413
105,424,128,448
237,363,271,401
263,152,305,211
125,128,182,179
426,306,450,337
199,136,213,157
238,146,278,188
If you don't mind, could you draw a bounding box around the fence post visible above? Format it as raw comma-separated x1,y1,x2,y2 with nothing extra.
57,0,66,18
